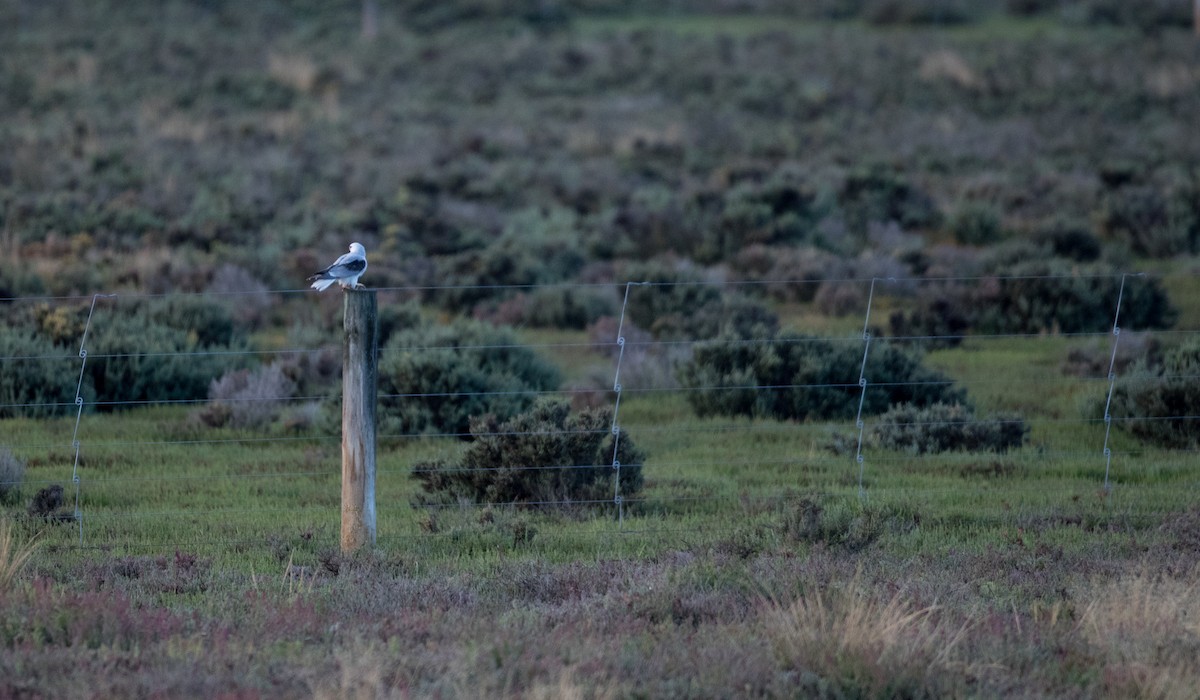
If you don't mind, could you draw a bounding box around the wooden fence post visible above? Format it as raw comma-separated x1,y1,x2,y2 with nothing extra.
342,288,378,553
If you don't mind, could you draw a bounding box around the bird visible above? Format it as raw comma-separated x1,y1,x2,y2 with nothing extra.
307,242,368,291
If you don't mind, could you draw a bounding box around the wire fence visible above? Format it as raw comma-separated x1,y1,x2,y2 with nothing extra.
2,271,1199,558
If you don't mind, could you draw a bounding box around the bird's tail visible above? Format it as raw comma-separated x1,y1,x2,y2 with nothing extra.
309,276,337,292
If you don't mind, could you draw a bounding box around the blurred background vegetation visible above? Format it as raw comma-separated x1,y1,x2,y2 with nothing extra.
1,0,1197,439
2,0,1196,298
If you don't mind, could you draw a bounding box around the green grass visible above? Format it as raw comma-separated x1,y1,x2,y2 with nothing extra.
7,329,1195,576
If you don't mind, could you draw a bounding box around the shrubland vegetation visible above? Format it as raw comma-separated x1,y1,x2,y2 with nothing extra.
2,0,1200,696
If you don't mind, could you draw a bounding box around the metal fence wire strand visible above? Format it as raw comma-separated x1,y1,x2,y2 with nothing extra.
1,272,1198,555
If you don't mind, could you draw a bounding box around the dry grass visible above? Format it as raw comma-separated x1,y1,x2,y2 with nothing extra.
0,518,39,592
764,573,971,696
1080,570,1200,700
309,640,400,700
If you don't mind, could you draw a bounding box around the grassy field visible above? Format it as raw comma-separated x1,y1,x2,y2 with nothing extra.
4,309,1199,697
3,1,1200,696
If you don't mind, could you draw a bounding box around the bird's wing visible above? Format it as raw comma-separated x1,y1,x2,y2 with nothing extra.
310,252,366,279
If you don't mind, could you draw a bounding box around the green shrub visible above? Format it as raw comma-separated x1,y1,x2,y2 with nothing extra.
948,201,1003,246
623,262,779,340
890,259,1177,344
1108,338,1200,449
1098,184,1198,258
837,165,942,239
0,328,84,418
378,318,561,437
0,263,47,300
86,313,242,409
781,495,920,551
871,402,1028,453
677,333,965,421
433,213,588,312
970,261,1177,334
1030,219,1102,262
411,400,643,507
696,173,824,263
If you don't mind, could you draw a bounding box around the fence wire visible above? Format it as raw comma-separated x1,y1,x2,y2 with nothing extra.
2,272,1199,557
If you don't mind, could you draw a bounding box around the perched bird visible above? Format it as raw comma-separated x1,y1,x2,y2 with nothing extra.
308,242,368,291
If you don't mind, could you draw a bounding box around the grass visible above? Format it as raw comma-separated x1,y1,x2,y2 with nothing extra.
764,572,972,697
0,518,40,592
4,325,1195,578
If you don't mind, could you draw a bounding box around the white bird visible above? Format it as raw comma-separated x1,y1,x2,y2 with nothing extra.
307,242,368,291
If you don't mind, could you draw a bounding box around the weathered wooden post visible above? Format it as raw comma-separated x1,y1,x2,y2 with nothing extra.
341,288,378,553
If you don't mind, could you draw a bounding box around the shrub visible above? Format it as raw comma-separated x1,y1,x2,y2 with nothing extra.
887,285,972,349
968,260,1177,335
411,400,644,507
0,328,86,418
1098,184,1197,258
871,402,1028,453
889,259,1178,344
948,201,1003,246
204,264,272,329
837,165,942,239
0,262,47,299
781,495,920,551
1060,333,1161,378
813,280,868,317
677,333,966,421
196,363,297,430
1030,219,1102,262
0,448,25,506
378,318,561,437
27,484,68,521
1107,338,1200,449
86,314,242,409
622,262,779,340
729,245,849,303
695,172,824,263
433,208,588,312
476,287,616,330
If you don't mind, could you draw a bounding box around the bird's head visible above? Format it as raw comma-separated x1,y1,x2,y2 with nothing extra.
349,242,366,255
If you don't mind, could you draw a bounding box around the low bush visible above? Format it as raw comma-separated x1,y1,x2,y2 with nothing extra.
410,400,644,507
1098,184,1198,258
622,261,779,341
837,165,942,240
86,314,242,410
0,329,84,418
196,363,297,430
729,245,849,303
1030,219,1102,262
1107,338,1200,449
871,402,1028,454
475,287,615,330
948,201,1003,246
378,318,561,437
432,209,588,312
889,259,1178,345
1060,333,1161,378
781,495,920,551
677,333,965,421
